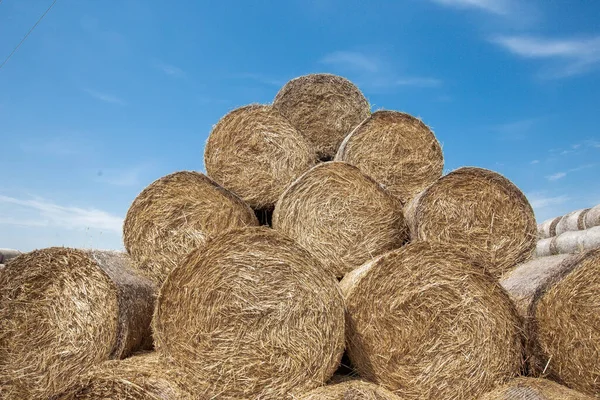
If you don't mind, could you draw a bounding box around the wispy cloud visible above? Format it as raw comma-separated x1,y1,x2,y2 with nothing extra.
491,35,600,78
546,172,566,181
490,118,540,140
320,51,380,73
527,193,569,210
545,164,596,181
530,160,540,165
96,165,147,187
20,135,90,157
157,63,185,78
0,195,123,233
430,0,509,15
84,89,126,105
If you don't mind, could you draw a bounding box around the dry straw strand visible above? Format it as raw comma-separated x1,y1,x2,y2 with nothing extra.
0,248,156,400
335,110,443,205
273,73,371,160
341,242,523,400
297,380,404,400
153,226,345,400
123,171,259,284
479,377,595,400
405,167,537,278
272,161,408,278
204,104,317,210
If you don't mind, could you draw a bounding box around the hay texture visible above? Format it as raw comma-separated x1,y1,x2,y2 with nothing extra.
57,353,195,400
501,249,600,396
537,216,561,239
0,248,156,400
123,171,259,284
480,377,595,400
272,162,408,278
153,226,345,399
297,380,404,400
204,104,317,210
335,110,443,204
535,226,600,258
273,73,371,160
583,203,600,229
555,208,590,235
405,167,536,278
341,242,523,400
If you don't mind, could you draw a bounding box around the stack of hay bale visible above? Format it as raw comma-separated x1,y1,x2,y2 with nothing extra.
1,74,598,400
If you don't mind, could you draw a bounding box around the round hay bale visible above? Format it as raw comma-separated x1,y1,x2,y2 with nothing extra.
335,110,443,204
583,203,600,229
204,104,317,210
297,381,404,400
0,248,156,399
535,227,600,257
57,353,195,400
535,237,553,258
479,377,595,400
341,242,523,400
405,167,536,278
272,162,408,278
273,73,371,160
538,216,561,239
0,248,21,264
500,249,600,396
123,171,259,284
555,209,590,235
153,226,345,399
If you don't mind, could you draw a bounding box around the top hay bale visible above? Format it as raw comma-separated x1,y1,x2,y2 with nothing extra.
501,249,600,396
335,110,444,205
555,208,589,235
298,380,403,400
204,104,317,210
480,377,595,400
273,73,371,160
123,171,259,284
405,167,536,278
583,203,600,229
538,216,561,239
0,248,156,399
273,162,408,278
153,226,345,399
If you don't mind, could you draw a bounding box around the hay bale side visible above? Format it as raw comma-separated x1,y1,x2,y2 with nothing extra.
335,110,443,204
341,242,523,400
56,353,196,400
537,216,561,239
535,227,600,257
272,162,408,278
555,209,590,235
153,226,345,399
273,73,371,160
297,380,403,400
500,249,600,396
405,167,536,278
480,377,595,400
0,248,156,399
123,171,259,284
535,237,554,258
204,104,317,210
583,203,600,229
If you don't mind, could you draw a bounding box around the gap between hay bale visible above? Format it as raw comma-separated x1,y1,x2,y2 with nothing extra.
335,110,443,205
273,73,371,160
341,241,524,400
500,249,600,396
153,226,345,400
296,380,404,400
204,104,317,210
0,248,156,400
479,377,595,400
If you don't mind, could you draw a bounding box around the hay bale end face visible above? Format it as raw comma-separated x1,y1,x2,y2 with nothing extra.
335,110,443,205
479,377,595,400
204,104,317,210
501,249,600,396
273,161,408,278
405,167,536,278
341,242,523,400
273,73,371,160
123,171,259,284
0,248,156,399
153,226,345,399
297,380,403,400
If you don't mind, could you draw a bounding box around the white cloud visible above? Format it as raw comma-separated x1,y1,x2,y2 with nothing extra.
0,195,123,233
84,89,126,105
491,36,600,77
157,63,185,78
320,51,380,73
527,193,569,210
430,0,509,15
546,172,566,181
530,160,539,164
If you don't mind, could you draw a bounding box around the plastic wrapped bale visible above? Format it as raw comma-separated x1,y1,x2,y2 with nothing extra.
405,167,537,278
297,380,404,400
534,227,600,257
273,73,371,160
341,242,524,400
479,377,595,400
583,203,600,229
153,227,345,399
123,171,259,284
273,162,408,278
537,216,561,239
335,110,443,205
204,104,317,210
0,248,156,400
555,209,590,235
500,249,600,396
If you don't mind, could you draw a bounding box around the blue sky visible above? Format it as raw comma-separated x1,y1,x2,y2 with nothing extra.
1,0,599,251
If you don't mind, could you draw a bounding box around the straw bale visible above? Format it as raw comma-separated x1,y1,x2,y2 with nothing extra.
297,380,404,400
480,377,595,400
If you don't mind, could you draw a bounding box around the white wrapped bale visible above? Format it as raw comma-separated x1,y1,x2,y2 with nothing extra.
555,209,589,235
537,216,561,239
535,226,600,257
583,204,600,229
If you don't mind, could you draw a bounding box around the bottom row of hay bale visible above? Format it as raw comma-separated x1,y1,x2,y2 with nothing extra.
1,228,599,399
